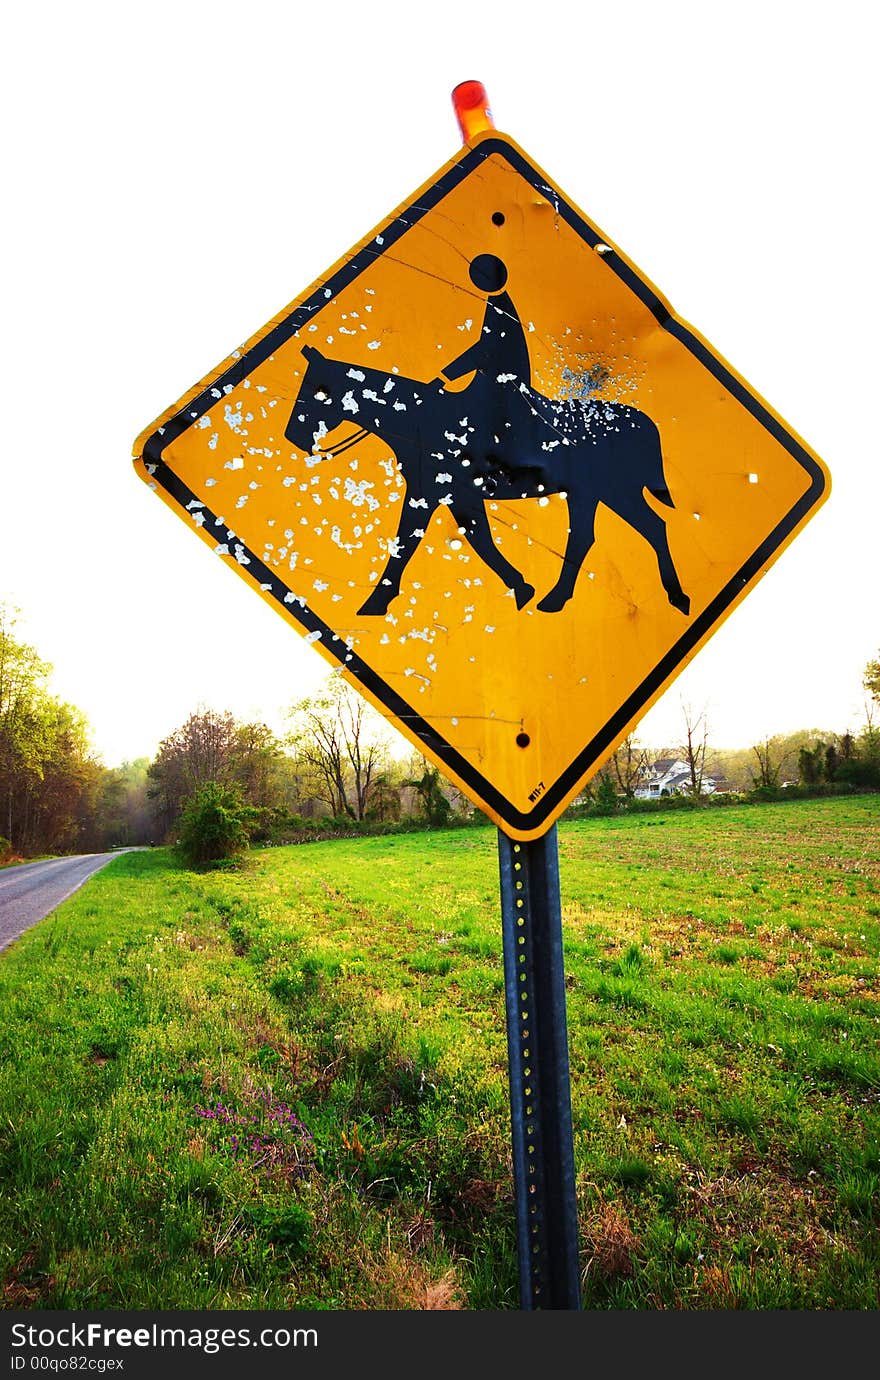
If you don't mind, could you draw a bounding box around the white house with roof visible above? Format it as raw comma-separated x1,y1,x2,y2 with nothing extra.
634,757,720,799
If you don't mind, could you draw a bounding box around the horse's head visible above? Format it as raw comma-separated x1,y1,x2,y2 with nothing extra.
285,344,344,453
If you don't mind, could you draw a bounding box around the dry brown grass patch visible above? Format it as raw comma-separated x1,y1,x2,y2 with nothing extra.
403,1211,436,1251
2,1250,55,1306
581,1203,642,1281
360,1248,465,1309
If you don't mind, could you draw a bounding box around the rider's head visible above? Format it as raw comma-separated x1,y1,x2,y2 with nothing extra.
468,254,508,294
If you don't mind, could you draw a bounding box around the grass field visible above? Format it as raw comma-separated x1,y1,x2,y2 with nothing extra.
0,796,878,1310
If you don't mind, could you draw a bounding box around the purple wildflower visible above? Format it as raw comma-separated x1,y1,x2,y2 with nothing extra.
193,1089,313,1174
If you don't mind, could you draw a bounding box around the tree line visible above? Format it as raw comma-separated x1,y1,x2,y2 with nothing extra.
0,604,149,860
146,677,463,858
2,599,878,862
0,604,463,860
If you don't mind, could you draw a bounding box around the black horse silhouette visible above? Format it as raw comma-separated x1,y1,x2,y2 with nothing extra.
284,343,689,619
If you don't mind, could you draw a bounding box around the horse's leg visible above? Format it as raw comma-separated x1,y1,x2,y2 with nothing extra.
619,500,690,615
536,499,596,613
358,501,434,616
451,499,535,609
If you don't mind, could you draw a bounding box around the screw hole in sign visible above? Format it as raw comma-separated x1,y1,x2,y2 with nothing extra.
516,733,531,748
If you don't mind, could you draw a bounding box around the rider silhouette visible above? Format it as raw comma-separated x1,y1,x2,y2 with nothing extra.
438,254,531,389
433,252,544,496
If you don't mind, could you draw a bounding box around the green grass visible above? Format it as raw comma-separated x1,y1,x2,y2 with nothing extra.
1,795,878,1309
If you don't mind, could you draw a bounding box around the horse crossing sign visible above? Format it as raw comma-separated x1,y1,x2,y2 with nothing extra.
133,128,829,840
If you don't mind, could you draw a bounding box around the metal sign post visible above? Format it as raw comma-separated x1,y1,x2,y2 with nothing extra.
498,825,581,1308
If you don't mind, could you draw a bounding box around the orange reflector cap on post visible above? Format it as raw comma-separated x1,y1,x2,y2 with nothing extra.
452,80,495,143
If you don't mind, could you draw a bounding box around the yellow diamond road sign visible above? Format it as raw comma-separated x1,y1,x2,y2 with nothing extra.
134,129,829,841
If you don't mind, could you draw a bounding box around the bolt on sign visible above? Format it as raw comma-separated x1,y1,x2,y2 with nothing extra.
134,126,829,841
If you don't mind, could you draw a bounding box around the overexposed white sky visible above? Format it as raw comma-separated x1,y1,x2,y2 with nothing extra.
2,0,876,765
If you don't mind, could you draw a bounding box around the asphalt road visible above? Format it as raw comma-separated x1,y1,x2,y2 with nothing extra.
0,853,124,954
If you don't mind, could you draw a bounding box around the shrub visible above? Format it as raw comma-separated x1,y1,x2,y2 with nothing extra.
177,782,256,866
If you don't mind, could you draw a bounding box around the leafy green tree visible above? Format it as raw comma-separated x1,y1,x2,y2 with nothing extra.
751,737,786,791
365,771,404,823
26,702,100,853
864,652,880,706
231,721,287,810
0,603,50,844
0,603,103,856
148,708,286,839
404,759,451,826
835,725,880,788
93,759,153,848
798,741,826,785
594,772,619,812
148,708,240,835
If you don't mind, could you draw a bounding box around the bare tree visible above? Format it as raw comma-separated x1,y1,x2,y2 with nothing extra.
680,702,710,798
286,676,389,821
752,738,781,790
608,735,650,798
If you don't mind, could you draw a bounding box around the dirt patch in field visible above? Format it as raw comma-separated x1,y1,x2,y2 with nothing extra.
682,1166,833,1258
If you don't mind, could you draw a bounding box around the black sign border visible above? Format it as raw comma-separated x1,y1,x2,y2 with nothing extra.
140,136,828,836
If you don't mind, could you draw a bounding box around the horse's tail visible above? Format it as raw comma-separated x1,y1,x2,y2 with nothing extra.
622,410,676,508
644,416,677,507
